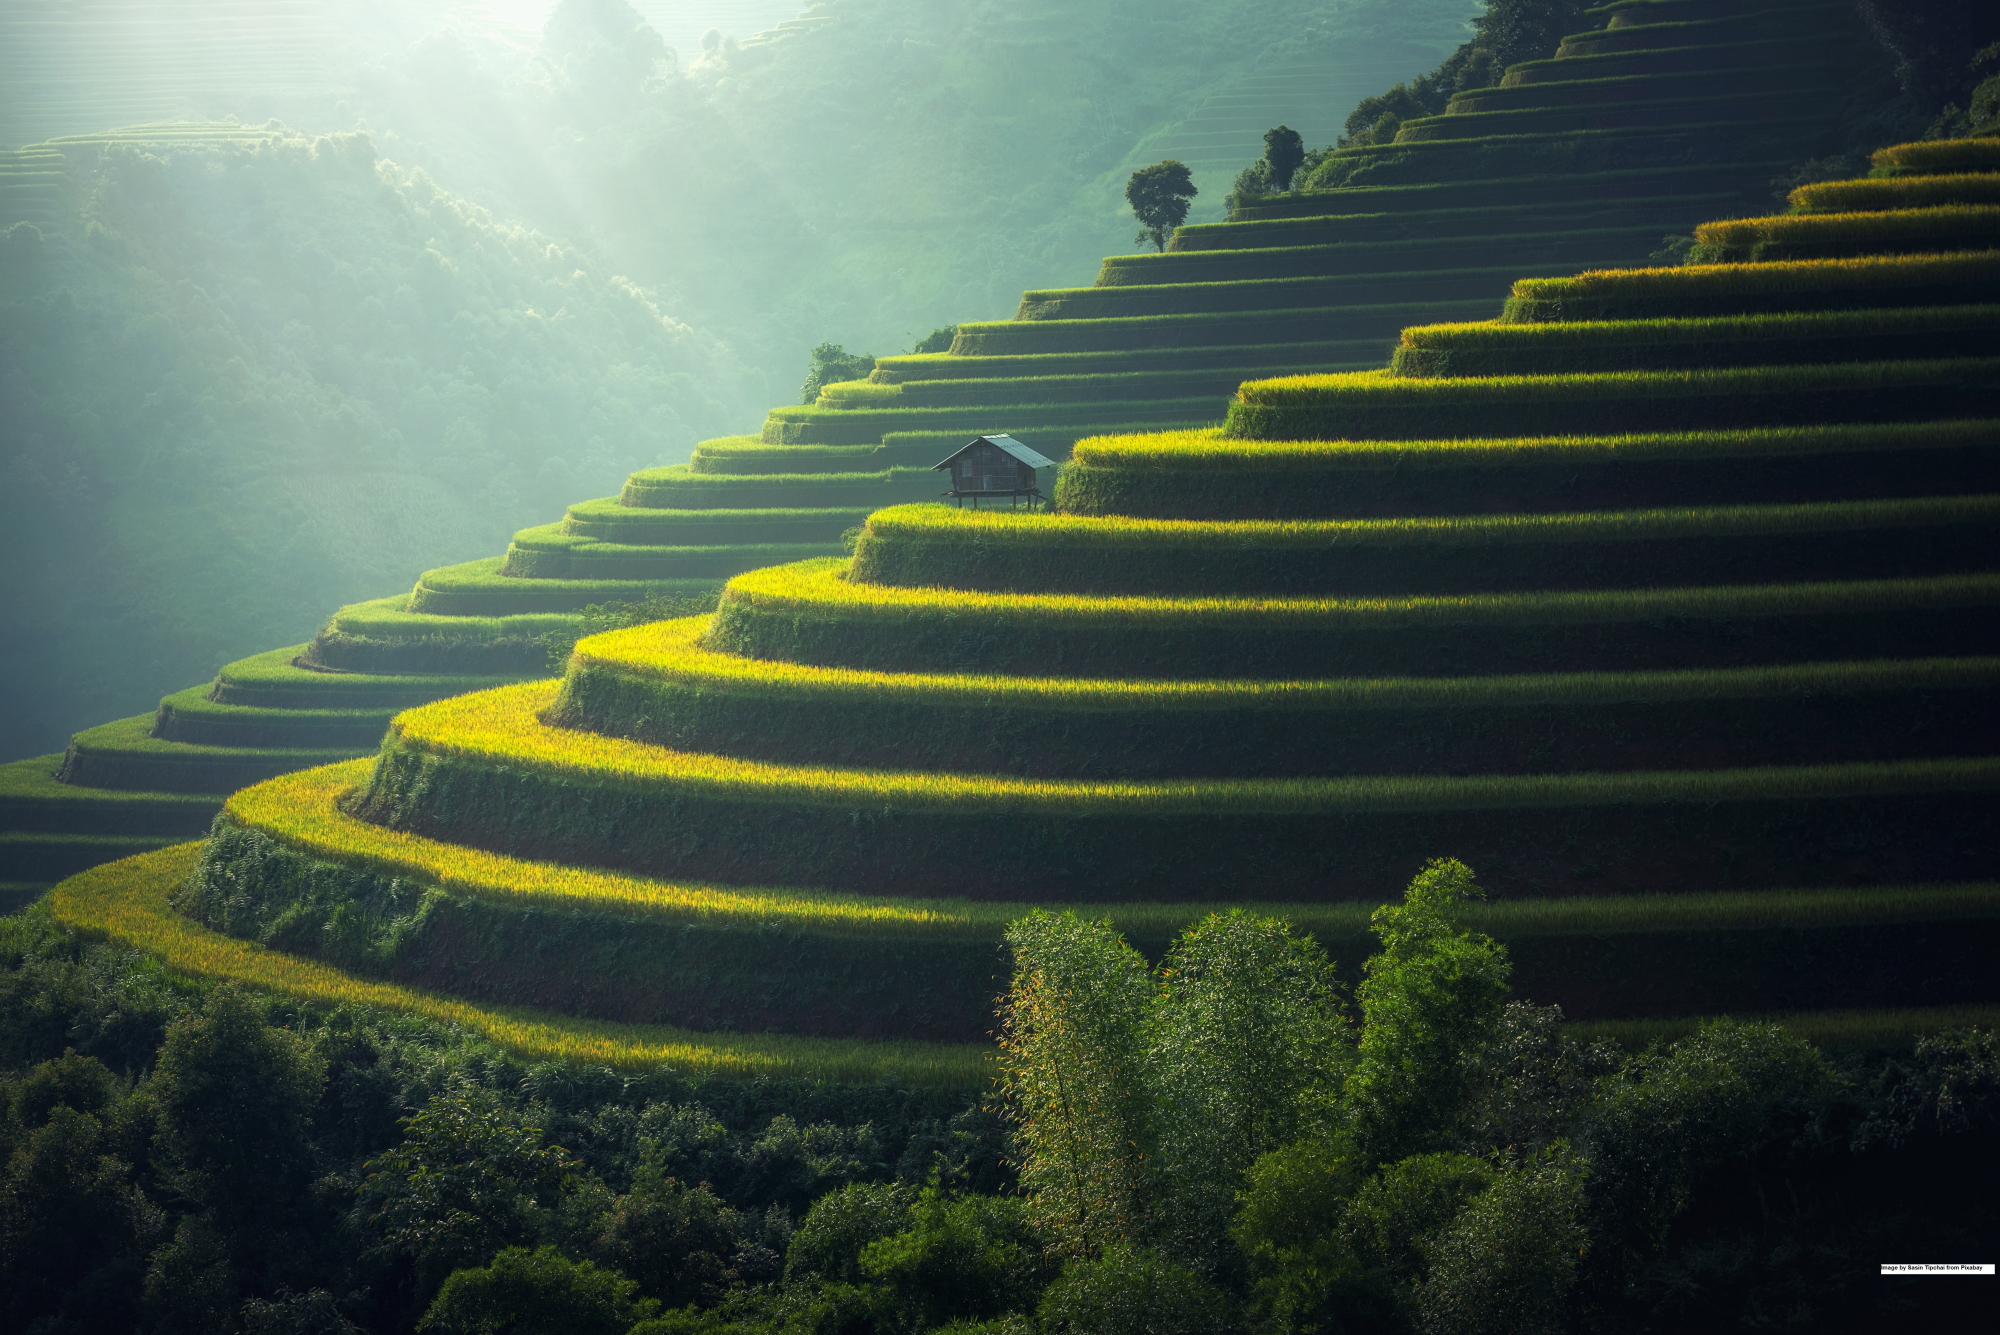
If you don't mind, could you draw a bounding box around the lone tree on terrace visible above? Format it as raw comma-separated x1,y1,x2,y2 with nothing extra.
1126,160,1197,252
1262,124,1306,193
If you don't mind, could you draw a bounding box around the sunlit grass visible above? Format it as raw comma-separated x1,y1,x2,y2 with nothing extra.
1231,355,2000,407
1692,204,2000,248
381,677,2000,817
45,843,993,1087
856,495,2000,551
1505,250,2000,312
1064,420,1994,472
576,615,2000,716
1790,174,2000,214
1398,305,2000,350
723,557,2000,631
1872,137,2000,172
224,762,2000,946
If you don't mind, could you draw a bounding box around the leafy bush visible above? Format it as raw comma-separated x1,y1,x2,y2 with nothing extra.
1035,1245,1233,1334
799,343,877,405
419,1246,657,1335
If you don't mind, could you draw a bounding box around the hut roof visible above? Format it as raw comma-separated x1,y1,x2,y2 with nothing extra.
931,434,1058,472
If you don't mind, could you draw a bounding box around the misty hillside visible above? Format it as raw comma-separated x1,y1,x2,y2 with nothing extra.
0,124,761,759
0,0,1474,757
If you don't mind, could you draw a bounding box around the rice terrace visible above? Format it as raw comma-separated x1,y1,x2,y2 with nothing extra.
2,2,1997,1332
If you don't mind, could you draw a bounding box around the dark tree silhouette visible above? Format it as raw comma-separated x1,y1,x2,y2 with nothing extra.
1126,160,1198,252
1262,125,1305,192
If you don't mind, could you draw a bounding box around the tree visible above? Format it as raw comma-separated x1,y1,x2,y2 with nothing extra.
150,988,326,1233
857,1186,1051,1329
363,1093,578,1293
419,1246,658,1335
1415,1147,1589,1335
784,1180,916,1286
1126,160,1197,252
1149,911,1348,1264
1036,1244,1232,1335
587,1166,741,1309
1345,859,1511,1167
1262,125,1306,193
1,1106,154,1330
996,912,1155,1256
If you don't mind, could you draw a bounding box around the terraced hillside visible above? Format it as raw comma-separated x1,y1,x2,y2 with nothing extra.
98,136,1995,1065
4,6,1907,913
416,0,1883,610
1125,52,1429,216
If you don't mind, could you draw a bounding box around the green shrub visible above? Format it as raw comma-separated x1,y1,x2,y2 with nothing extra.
785,1182,916,1285
798,342,876,405
859,1189,1052,1329
1035,1245,1232,1334
419,1246,657,1335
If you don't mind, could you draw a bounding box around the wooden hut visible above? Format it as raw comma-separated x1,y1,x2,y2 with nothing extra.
932,434,1057,508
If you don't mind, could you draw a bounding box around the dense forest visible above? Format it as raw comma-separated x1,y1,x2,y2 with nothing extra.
4,865,1994,1333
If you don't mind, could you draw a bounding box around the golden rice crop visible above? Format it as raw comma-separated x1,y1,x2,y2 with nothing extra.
1870,137,2000,172
1065,421,1996,472
1507,251,2000,303
228,761,1012,940
1231,356,2000,407
1397,305,2000,350
1789,174,2000,214
382,677,2000,817
579,616,2000,716
45,844,993,1087
218,765,2000,946
723,558,2000,631
860,496,2000,551
1691,205,2000,247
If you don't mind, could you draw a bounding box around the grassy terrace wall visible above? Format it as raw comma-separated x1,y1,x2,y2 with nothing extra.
155,765,2000,1043
33,24,1982,1064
